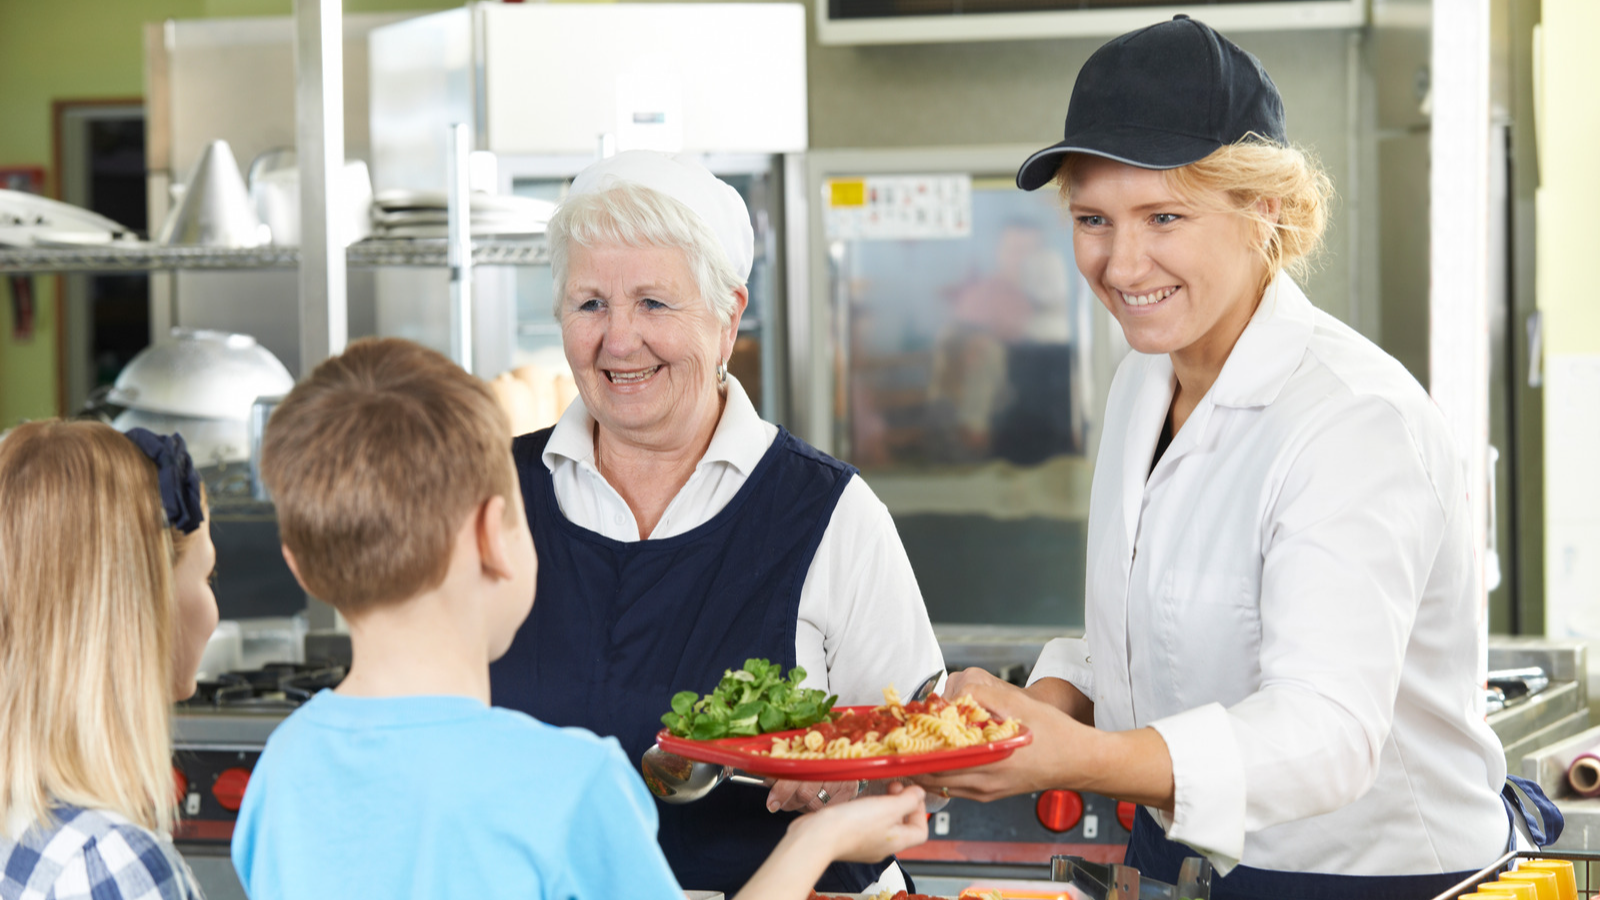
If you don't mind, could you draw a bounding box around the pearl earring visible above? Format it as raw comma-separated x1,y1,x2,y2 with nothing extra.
716,360,728,385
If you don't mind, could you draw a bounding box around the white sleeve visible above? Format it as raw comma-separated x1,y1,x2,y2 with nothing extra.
1150,398,1447,870
794,476,946,707
1026,637,1096,703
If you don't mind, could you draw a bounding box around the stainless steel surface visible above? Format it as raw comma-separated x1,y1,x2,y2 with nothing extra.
1052,855,1208,900
446,123,473,373
781,151,810,440
108,328,294,422
1491,638,1589,685
173,710,287,746
111,408,251,468
143,12,417,377
816,1,1363,47
248,395,282,500
1491,666,1553,699
371,4,806,161
180,850,249,900
157,140,265,248
0,188,137,247
910,669,944,703
0,238,550,272
1501,708,1594,780
1487,638,1592,776
807,146,1117,629
248,148,300,246
1427,849,1600,899
1519,722,1600,799
936,624,1081,685
640,745,767,805
295,0,348,374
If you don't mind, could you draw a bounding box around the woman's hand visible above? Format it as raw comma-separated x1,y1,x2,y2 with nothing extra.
914,672,1088,802
917,672,1177,810
767,778,860,813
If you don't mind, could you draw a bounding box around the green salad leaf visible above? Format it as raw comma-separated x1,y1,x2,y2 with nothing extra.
660,658,838,740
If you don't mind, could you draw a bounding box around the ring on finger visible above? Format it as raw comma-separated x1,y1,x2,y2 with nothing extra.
816,787,832,805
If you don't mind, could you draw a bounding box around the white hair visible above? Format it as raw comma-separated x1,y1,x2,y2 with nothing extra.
548,181,745,326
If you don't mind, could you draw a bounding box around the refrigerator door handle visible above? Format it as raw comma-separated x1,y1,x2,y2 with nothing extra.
1527,311,1543,389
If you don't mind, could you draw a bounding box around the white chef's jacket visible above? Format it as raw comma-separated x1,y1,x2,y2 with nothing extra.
1030,276,1508,876
541,375,946,708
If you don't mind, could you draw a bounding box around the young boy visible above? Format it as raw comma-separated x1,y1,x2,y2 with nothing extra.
231,338,926,900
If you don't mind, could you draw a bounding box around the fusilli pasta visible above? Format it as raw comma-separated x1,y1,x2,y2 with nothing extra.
763,689,1021,759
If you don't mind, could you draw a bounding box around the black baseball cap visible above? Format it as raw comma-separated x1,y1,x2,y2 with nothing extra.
1016,15,1287,191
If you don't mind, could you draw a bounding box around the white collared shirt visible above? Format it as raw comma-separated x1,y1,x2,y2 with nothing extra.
1031,276,1508,876
540,375,945,708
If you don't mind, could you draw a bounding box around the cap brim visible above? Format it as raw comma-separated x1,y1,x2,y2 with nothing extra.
1015,128,1223,191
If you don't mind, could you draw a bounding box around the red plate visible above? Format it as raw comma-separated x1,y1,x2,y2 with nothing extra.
654,705,1032,780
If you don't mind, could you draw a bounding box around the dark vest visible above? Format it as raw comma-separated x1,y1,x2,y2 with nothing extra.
1125,773,1564,900
490,427,888,893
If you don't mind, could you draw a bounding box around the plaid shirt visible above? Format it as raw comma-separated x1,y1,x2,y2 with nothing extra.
1,807,202,900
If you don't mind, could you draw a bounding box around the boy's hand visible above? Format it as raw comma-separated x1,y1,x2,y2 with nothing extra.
790,782,929,863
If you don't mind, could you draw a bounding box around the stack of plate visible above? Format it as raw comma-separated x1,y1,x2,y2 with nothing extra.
370,189,556,239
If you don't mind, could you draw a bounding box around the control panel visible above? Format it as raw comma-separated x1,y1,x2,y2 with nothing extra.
899,791,1135,866
171,746,263,844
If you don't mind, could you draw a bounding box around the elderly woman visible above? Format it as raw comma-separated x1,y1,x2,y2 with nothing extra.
489,151,944,895
920,15,1559,900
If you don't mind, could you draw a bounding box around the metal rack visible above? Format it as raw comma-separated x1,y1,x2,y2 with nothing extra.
1431,849,1600,900
0,238,548,274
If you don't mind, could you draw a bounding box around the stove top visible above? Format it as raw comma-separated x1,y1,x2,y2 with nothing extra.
180,661,346,713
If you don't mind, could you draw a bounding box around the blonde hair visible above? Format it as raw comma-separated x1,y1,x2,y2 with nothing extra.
547,181,744,326
260,337,517,615
0,421,178,837
1058,139,1334,284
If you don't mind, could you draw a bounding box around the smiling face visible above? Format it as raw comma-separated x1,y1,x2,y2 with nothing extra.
561,241,745,448
1068,155,1273,373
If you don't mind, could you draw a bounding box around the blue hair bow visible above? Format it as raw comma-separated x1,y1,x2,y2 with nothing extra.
123,427,205,534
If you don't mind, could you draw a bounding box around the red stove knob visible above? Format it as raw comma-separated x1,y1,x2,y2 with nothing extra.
172,767,189,806
212,767,251,812
1035,789,1084,833
1116,800,1137,832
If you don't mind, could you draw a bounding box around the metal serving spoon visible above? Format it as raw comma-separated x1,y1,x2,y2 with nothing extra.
641,669,946,805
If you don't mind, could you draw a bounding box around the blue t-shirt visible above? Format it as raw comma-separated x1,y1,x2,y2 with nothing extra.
231,690,683,900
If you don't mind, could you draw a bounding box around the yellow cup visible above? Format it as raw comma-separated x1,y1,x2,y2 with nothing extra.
1482,881,1539,900
1496,869,1560,900
1518,860,1578,900
1460,892,1522,900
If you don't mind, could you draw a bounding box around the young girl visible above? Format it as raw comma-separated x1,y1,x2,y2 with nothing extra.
0,421,218,900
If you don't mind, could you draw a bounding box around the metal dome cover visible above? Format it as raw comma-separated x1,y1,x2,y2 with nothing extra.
108,329,294,421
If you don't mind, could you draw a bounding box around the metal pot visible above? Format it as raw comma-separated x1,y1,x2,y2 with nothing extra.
108,329,293,421
106,329,294,465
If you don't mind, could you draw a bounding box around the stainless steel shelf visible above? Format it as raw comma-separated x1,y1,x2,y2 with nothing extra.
0,238,549,274
350,238,550,268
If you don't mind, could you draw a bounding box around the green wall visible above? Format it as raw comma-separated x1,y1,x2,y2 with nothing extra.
1,0,196,426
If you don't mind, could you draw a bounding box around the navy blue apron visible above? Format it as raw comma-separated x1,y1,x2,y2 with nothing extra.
490,427,891,894
1124,776,1564,900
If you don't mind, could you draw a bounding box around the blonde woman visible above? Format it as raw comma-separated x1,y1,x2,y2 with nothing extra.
920,16,1559,900
0,422,218,900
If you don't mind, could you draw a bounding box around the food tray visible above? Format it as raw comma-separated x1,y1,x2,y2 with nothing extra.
655,704,1032,780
